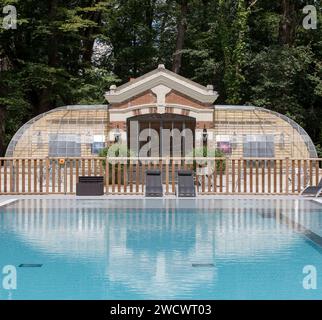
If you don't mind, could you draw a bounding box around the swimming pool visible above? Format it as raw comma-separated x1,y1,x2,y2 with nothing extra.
0,198,321,300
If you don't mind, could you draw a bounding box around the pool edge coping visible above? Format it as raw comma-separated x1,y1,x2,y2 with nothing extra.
0,198,18,208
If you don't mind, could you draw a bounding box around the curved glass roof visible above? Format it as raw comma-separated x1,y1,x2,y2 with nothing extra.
216,105,317,158
5,104,317,158
5,105,109,158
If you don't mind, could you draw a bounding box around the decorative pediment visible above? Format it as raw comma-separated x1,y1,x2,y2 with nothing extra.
104,65,219,105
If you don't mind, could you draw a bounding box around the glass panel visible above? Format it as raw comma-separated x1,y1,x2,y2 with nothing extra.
49,134,81,157
243,135,275,158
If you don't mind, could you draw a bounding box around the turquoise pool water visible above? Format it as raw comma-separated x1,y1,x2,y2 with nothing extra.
0,198,321,300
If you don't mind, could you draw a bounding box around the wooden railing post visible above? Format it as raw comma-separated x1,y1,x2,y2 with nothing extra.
219,160,223,193
52,159,56,193
105,157,109,195
166,156,169,195
117,161,121,193
123,158,127,193
32,160,36,193
309,159,313,186
129,159,133,193
15,159,19,193
58,160,61,193
141,159,145,194
285,157,289,195
316,159,319,186
279,159,282,193
261,160,265,194
249,160,253,194
111,161,115,193
4,160,7,193
208,159,212,193
231,159,235,193
213,158,217,194
273,160,277,194
297,159,301,194
135,159,139,193
27,159,31,193
291,159,295,193
94,159,97,176
237,159,241,193
75,159,79,187
64,159,67,195
39,159,44,193
255,160,259,194
303,159,307,188
268,160,271,194
243,159,247,193
46,157,50,194
10,160,14,193
226,157,230,194
172,159,176,194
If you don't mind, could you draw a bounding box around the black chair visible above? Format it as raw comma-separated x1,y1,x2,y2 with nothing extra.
301,178,322,197
76,176,104,196
177,170,196,197
145,170,163,197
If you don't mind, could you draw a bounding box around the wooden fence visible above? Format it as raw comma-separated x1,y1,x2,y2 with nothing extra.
0,157,321,195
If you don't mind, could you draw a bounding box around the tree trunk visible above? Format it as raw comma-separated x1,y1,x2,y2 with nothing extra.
48,0,58,66
83,10,102,66
172,0,188,74
83,38,95,65
37,88,55,115
145,0,155,31
279,0,296,45
34,0,58,116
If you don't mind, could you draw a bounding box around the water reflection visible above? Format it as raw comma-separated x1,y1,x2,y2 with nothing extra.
1,199,320,257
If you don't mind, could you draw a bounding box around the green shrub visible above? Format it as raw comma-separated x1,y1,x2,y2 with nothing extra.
189,147,226,173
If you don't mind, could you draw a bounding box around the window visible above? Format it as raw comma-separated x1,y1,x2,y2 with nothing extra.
91,135,105,154
243,135,275,158
49,134,81,157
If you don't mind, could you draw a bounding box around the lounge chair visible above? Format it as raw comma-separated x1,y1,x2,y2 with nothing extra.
76,176,104,196
301,178,322,197
145,170,163,197
178,170,196,197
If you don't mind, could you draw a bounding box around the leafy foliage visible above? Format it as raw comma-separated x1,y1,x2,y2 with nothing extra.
0,0,322,155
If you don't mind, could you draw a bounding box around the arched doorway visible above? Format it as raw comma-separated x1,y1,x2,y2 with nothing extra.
127,113,196,157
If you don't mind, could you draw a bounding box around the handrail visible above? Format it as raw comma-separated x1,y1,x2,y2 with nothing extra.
1,156,321,161
1,157,321,195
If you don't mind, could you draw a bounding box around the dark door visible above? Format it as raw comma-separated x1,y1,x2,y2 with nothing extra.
127,113,196,157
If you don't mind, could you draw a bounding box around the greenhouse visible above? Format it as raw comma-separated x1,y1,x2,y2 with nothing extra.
5,65,317,159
